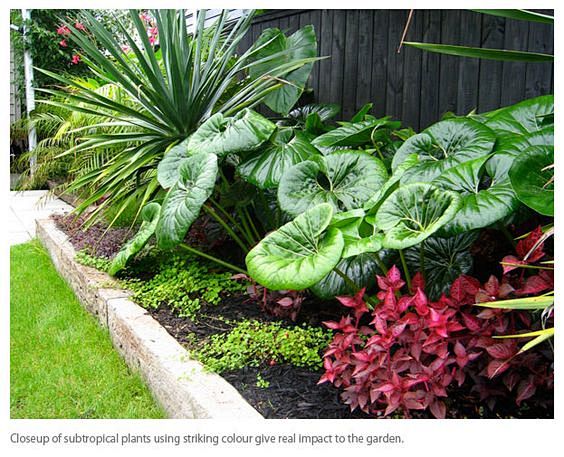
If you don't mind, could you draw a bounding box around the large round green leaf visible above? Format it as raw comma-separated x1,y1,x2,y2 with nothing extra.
486,95,553,137
237,130,320,189
108,202,161,276
278,151,388,218
404,232,477,300
245,203,344,290
156,153,218,249
509,145,554,216
433,155,519,235
187,109,276,158
249,26,317,115
376,183,461,249
487,126,553,181
157,137,192,189
312,117,399,154
329,209,383,259
392,118,496,183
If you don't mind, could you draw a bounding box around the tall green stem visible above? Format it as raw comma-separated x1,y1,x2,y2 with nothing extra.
398,249,412,291
419,242,426,281
334,267,379,309
244,206,261,241
236,207,257,245
179,243,247,275
203,205,249,253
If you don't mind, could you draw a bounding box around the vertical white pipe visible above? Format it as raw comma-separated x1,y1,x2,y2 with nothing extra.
21,9,37,175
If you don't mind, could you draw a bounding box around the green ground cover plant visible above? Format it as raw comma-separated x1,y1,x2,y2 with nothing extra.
10,241,165,419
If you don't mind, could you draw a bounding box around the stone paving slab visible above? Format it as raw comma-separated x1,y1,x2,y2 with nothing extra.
9,191,72,245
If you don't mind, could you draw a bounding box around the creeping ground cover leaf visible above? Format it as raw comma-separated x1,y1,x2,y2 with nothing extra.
245,203,344,290
187,109,276,158
156,153,218,249
157,137,192,189
238,130,320,189
432,155,519,235
375,183,461,249
109,202,161,276
278,151,388,218
509,145,554,216
391,118,496,183
249,26,317,115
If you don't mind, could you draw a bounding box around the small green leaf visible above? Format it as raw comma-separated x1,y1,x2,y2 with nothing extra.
376,183,461,249
156,153,218,249
108,202,161,276
245,203,344,290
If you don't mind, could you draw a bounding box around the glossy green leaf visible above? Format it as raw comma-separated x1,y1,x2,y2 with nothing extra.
330,209,383,258
237,130,320,189
404,42,553,62
278,151,388,218
245,203,344,290
188,109,276,158
487,126,553,182
312,117,398,154
486,95,553,137
376,183,461,249
392,118,496,183
509,145,554,216
249,26,317,115
471,9,553,24
108,202,161,276
310,253,381,299
156,153,218,249
405,233,477,300
351,103,373,122
157,137,192,189
287,103,340,124
433,156,519,235
475,294,554,310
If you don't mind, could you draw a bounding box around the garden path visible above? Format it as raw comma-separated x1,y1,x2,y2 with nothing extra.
9,190,72,245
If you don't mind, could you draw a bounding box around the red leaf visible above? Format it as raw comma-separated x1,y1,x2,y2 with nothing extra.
411,272,426,294
516,226,545,261
516,377,537,406
501,255,524,274
514,275,551,296
429,400,447,419
485,343,516,360
487,359,510,378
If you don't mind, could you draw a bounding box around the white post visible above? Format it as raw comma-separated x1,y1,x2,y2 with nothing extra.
191,9,198,36
21,9,37,175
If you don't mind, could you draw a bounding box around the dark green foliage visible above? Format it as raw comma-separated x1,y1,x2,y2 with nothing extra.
194,320,332,373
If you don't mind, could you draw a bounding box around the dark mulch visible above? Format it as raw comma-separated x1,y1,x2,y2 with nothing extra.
52,213,133,258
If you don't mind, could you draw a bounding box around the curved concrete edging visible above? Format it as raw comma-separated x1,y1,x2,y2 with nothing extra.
36,218,263,420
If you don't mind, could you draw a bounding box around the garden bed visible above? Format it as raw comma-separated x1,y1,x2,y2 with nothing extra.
46,213,553,419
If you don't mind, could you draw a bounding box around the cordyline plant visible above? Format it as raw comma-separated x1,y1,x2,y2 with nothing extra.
319,228,553,418
36,9,319,227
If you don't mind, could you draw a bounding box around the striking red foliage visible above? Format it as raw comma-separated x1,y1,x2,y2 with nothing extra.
320,236,553,418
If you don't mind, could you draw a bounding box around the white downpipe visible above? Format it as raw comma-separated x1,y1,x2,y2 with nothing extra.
21,9,37,175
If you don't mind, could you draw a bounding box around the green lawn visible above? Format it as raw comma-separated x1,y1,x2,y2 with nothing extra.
10,240,165,419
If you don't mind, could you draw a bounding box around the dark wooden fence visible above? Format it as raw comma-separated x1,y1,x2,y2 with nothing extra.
239,9,553,130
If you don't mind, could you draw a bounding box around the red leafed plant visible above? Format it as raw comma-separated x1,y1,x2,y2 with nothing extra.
319,228,553,418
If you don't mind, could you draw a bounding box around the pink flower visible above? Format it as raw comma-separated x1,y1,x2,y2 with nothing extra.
121,44,131,53
57,25,71,36
139,12,151,23
71,54,81,65
59,39,68,48
74,21,86,31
